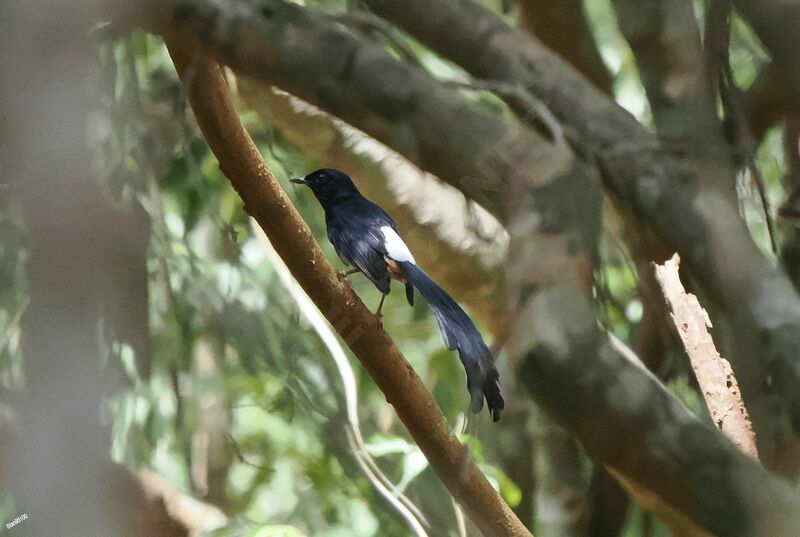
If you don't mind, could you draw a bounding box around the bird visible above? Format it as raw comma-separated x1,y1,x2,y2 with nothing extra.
291,168,504,421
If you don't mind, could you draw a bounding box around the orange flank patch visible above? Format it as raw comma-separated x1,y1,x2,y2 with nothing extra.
384,257,407,283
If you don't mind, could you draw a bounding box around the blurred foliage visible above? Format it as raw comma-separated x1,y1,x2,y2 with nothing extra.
0,1,791,536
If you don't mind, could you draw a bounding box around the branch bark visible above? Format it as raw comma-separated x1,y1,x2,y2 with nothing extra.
654,255,759,461
514,5,616,530
164,39,531,537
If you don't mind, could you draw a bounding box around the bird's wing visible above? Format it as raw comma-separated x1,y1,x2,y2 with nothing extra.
378,225,415,264
327,209,392,293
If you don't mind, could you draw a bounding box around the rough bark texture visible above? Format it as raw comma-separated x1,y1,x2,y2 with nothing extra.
655,255,759,461
165,40,532,537
362,0,800,476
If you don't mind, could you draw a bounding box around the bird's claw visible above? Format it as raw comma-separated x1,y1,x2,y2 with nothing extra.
336,270,348,281
375,312,384,330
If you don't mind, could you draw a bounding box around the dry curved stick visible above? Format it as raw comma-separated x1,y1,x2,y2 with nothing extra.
164,39,532,537
654,254,759,461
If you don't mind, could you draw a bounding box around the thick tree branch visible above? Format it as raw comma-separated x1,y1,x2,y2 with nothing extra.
499,132,800,534
164,40,531,537
610,0,787,472
514,4,613,532
506,274,800,536
362,0,800,475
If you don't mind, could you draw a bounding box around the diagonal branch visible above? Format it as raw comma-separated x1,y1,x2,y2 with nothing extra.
163,39,532,537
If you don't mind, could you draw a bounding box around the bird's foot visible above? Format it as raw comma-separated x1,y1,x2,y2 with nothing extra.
337,268,359,281
374,311,384,330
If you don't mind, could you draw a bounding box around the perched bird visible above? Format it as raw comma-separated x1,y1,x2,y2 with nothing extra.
291,168,504,421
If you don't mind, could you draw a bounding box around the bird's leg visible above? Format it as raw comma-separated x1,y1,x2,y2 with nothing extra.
374,294,387,327
337,267,360,280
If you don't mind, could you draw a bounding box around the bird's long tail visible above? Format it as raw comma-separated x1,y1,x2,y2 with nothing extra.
398,261,504,421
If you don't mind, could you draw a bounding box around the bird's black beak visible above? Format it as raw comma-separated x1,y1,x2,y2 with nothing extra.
290,178,307,185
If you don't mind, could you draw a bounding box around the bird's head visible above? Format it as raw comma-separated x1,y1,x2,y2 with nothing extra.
291,168,360,207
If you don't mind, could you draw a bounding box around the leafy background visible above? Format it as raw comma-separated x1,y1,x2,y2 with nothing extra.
0,0,786,535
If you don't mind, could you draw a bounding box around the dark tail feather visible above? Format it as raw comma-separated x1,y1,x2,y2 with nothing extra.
399,261,504,421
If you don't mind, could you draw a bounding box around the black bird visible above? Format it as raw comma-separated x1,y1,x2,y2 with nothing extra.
291,168,504,421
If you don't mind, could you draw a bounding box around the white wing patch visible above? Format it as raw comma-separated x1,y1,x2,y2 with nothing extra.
380,226,416,264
